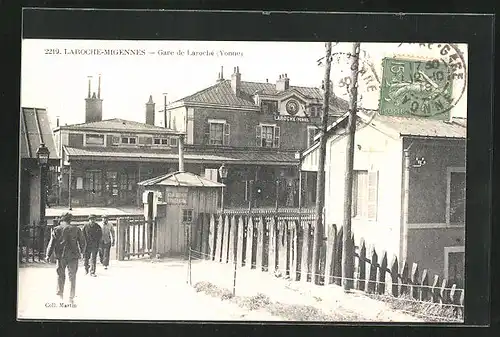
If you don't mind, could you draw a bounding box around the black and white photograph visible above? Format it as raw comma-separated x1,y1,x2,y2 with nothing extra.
17,19,474,322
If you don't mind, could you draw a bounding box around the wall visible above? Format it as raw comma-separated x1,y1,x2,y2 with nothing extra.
407,227,465,279
323,125,403,260
190,106,321,151
406,138,466,224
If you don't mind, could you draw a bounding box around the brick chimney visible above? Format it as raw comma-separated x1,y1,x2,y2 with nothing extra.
217,66,225,83
85,74,103,123
145,95,155,125
276,73,290,92
231,66,241,95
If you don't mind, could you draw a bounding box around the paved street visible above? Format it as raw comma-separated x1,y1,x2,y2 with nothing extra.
45,206,143,218
18,257,283,321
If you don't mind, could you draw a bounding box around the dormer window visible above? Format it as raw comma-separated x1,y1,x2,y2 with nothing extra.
261,100,278,114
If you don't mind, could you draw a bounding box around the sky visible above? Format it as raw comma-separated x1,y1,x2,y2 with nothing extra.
21,40,468,129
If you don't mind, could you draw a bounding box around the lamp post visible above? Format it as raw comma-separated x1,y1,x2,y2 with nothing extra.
36,143,50,227
218,163,228,211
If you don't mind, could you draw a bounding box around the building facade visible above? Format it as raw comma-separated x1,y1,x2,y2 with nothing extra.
161,66,349,208
53,77,184,207
301,113,466,287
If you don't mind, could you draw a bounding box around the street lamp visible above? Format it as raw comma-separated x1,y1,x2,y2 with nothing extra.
218,163,228,211
36,143,50,227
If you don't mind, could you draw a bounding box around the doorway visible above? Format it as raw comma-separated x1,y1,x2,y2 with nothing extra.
444,246,465,288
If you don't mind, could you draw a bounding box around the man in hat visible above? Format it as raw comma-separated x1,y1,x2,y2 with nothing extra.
45,212,86,303
98,215,115,270
82,214,102,276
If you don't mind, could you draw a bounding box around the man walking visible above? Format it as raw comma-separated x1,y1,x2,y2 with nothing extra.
45,212,86,303
83,214,102,277
98,215,115,270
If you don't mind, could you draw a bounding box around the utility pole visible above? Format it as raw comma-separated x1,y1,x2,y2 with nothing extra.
311,42,332,285
342,42,361,292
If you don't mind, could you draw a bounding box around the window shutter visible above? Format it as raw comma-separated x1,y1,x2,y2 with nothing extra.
223,123,230,146
274,126,281,148
204,121,210,145
256,125,262,147
367,171,379,220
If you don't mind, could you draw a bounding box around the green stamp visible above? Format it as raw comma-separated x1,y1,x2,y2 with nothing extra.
379,44,466,120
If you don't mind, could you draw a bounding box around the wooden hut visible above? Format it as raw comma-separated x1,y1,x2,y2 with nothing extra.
137,171,224,256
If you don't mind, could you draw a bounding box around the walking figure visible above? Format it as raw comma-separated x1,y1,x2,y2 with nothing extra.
45,212,86,303
83,214,102,277
98,215,115,270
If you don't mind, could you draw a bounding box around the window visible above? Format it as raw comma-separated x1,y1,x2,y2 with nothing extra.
261,100,278,114
256,124,280,148
84,170,102,194
153,137,170,145
182,209,193,222
85,134,104,146
121,137,137,144
307,126,321,147
206,120,230,146
447,167,466,225
170,137,178,147
76,177,83,190
352,170,379,220
120,172,136,191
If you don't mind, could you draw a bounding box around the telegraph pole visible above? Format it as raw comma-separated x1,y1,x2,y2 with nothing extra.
342,42,361,291
311,42,332,285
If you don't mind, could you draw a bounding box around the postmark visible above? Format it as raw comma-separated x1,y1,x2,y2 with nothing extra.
380,43,467,119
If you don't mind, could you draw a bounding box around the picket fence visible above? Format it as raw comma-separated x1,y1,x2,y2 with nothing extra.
190,211,464,315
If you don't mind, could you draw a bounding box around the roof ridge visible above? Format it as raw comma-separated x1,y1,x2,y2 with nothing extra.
173,80,230,104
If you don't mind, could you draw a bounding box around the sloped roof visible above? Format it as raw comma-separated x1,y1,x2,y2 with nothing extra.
303,113,467,160
372,115,467,139
138,171,224,188
20,107,59,160
175,80,349,113
63,146,298,165
59,118,179,134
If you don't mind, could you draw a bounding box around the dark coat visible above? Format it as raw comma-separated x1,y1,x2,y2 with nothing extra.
46,222,86,260
83,222,103,250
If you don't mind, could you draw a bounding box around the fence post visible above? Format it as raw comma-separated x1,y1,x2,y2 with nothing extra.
367,246,378,294
228,215,237,264
236,216,245,267
431,275,441,303
268,217,277,275
300,222,310,283
420,269,430,301
400,260,410,296
333,226,343,286
324,224,337,286
357,239,366,291
410,263,420,300
278,220,288,277
222,214,230,263
245,216,254,268
377,251,387,295
291,220,300,281
215,215,223,262
390,255,399,297
256,216,264,271
117,218,126,261
440,279,450,304
208,214,215,260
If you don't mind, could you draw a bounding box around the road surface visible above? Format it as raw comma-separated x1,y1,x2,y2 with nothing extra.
17,258,282,321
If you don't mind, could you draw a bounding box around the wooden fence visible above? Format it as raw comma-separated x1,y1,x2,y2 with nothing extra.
190,211,464,318
116,215,154,260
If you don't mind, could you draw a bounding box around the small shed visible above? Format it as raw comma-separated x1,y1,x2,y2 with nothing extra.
137,171,224,256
